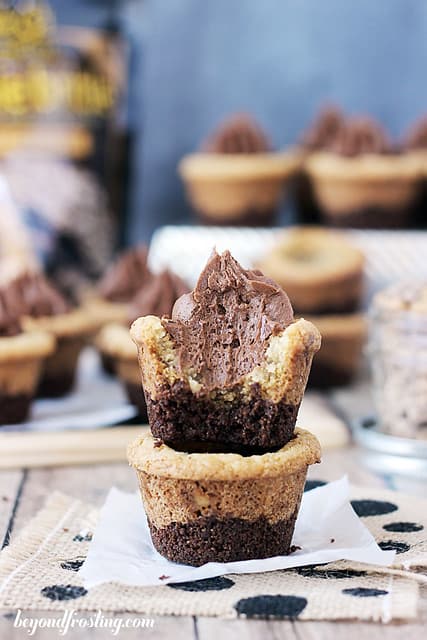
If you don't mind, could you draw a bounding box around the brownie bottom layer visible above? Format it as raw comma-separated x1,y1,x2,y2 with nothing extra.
125,382,148,422
308,361,355,388
37,372,75,398
147,382,299,452
0,393,32,424
322,206,411,229
149,513,298,566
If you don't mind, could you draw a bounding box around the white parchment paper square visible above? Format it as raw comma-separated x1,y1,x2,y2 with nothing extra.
80,477,395,587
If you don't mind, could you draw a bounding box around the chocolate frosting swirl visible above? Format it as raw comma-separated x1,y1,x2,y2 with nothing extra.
163,250,294,390
301,106,345,151
128,270,189,323
329,116,391,156
98,246,150,303
0,272,72,319
0,289,22,337
202,113,271,154
405,116,427,150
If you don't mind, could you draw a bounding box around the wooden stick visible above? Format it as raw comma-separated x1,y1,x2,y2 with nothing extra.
0,426,148,469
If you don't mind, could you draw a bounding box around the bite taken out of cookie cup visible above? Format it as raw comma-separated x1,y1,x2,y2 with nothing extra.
128,428,321,566
130,315,321,453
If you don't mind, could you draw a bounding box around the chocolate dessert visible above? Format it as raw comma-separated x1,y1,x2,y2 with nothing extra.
128,270,188,321
296,105,345,224
96,270,189,420
0,283,54,423
258,228,367,388
257,227,365,314
328,116,391,157
306,313,367,387
98,246,150,304
202,113,271,154
10,272,97,397
179,113,300,226
131,250,320,452
306,114,422,229
87,245,150,372
404,117,427,228
301,106,344,152
4,272,72,318
128,429,321,565
405,116,427,150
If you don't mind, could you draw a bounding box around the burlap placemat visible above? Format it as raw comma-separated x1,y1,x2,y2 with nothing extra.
0,484,426,621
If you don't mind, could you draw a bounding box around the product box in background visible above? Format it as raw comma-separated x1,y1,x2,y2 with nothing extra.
0,0,129,298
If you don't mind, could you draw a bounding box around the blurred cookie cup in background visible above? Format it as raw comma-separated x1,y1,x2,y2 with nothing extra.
294,105,345,224
258,227,367,387
179,113,300,226
0,284,54,423
85,245,150,328
8,272,98,397
96,323,147,420
257,227,365,314
305,313,367,388
96,270,189,420
403,115,427,227
306,116,422,228
84,245,150,373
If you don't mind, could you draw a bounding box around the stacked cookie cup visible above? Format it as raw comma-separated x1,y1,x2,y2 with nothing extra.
258,227,367,387
128,250,321,566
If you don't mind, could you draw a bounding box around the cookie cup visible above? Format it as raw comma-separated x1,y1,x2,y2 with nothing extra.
179,151,301,225
22,310,97,397
128,428,321,566
306,152,422,228
307,313,367,387
257,228,364,314
83,296,129,328
0,331,55,423
131,315,321,452
96,323,147,420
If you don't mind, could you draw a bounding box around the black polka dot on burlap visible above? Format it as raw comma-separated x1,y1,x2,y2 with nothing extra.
60,559,85,572
379,540,410,554
351,500,398,517
168,576,235,592
3,613,15,620
383,522,423,533
235,595,307,619
304,480,326,492
41,585,87,601
72,532,92,542
296,565,367,579
342,588,388,598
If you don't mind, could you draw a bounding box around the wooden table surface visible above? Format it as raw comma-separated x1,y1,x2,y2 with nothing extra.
0,383,426,639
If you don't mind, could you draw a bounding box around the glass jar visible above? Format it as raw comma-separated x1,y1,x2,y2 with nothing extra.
369,283,427,439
